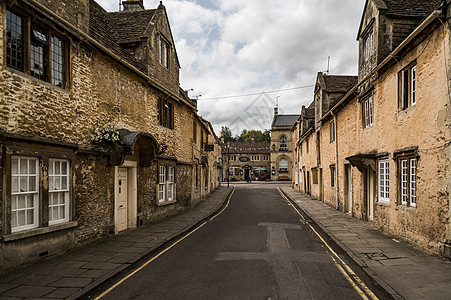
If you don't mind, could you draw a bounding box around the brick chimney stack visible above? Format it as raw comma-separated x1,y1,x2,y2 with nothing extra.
122,0,144,11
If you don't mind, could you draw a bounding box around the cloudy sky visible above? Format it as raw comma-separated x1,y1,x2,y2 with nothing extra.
98,0,365,136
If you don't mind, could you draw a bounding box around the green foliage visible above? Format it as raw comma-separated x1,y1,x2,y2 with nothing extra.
240,129,271,142
221,126,233,143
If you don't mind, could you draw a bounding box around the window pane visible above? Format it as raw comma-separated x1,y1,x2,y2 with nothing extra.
6,10,23,71
29,159,36,174
55,161,60,175
51,36,65,87
20,176,28,192
12,158,18,174
27,209,34,225
29,176,36,192
12,176,19,193
62,176,67,189
20,159,28,174
17,210,26,227
11,211,17,228
61,161,68,174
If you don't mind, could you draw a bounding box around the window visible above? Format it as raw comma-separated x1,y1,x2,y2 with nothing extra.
168,166,175,201
330,120,336,143
364,31,373,62
193,121,197,144
234,169,240,176
279,158,288,173
157,97,173,129
364,96,373,128
399,64,417,110
159,38,170,68
6,9,66,88
279,136,288,150
378,159,389,203
49,159,69,225
399,158,416,207
11,157,39,232
158,164,176,203
306,139,309,153
158,166,166,202
330,165,336,187
6,10,24,71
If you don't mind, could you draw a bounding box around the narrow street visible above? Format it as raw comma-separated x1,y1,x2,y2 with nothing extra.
89,183,391,300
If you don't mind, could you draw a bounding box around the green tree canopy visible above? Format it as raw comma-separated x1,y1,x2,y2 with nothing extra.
240,129,271,142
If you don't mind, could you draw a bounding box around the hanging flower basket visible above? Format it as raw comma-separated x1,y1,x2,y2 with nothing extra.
91,125,123,150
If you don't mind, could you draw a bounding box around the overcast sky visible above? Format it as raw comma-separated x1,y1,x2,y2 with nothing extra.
98,0,365,136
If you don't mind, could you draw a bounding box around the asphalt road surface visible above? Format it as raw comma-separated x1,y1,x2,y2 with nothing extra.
89,183,392,300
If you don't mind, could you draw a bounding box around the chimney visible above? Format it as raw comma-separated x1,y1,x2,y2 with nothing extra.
274,107,278,116
122,0,144,11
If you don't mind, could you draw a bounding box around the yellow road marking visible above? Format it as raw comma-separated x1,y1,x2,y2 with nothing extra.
277,188,378,300
95,188,235,299
210,188,235,221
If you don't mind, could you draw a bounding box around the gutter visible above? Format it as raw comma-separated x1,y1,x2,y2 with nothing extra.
320,10,442,123
22,0,196,110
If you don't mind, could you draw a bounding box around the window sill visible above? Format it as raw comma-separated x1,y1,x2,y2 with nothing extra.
377,200,389,206
3,221,78,242
157,200,177,207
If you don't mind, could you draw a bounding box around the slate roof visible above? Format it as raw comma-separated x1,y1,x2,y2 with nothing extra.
108,10,156,44
273,115,300,128
224,142,271,154
382,0,442,18
323,75,358,93
89,0,155,72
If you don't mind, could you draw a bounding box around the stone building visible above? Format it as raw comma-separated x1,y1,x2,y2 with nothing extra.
270,108,299,181
222,142,270,181
296,0,451,258
0,0,218,270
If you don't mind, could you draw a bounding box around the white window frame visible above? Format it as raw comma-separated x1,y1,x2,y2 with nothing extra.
364,96,373,128
48,159,70,225
168,166,175,201
279,136,288,150
401,159,408,205
158,166,166,202
411,65,416,106
410,159,416,207
11,156,39,232
378,159,390,203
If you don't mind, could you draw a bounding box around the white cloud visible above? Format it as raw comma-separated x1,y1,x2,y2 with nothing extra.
96,0,365,136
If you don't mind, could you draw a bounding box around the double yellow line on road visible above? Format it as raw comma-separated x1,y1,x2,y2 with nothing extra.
95,188,235,300
277,188,379,300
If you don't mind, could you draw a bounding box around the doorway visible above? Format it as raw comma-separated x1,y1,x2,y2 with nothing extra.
115,161,137,233
344,164,352,214
365,168,374,221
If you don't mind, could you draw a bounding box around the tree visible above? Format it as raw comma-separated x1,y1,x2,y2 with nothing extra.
240,129,271,142
221,126,233,143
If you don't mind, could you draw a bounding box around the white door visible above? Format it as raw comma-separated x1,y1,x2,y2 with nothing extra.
366,169,374,221
117,168,128,232
344,165,352,214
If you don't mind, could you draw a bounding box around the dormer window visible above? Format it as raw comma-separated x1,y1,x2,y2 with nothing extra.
159,38,170,68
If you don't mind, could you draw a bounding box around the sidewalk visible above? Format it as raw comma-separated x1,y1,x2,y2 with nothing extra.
280,187,451,300
0,186,232,300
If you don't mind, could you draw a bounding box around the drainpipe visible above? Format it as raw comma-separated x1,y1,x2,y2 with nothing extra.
332,111,339,210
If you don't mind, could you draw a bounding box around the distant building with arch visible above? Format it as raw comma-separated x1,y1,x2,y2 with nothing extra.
270,107,299,181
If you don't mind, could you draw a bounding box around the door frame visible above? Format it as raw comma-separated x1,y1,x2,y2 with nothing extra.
114,160,138,234
366,168,374,221
344,164,352,214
